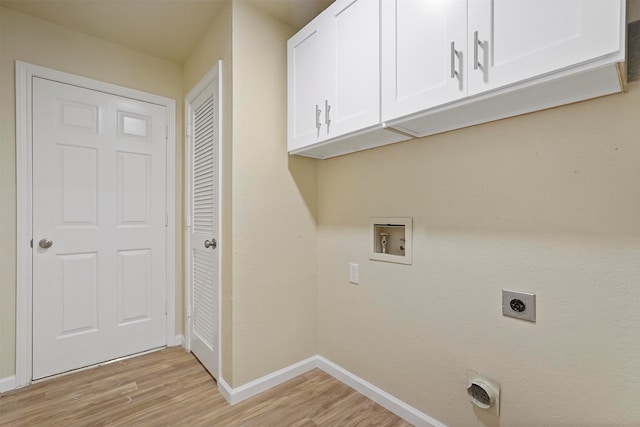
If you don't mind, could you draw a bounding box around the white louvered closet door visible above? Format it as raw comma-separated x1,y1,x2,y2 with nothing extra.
187,66,220,379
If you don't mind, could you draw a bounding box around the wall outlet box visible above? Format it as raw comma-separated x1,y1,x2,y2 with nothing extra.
369,217,413,265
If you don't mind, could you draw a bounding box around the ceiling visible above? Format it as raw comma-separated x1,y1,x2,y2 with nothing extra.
0,0,333,63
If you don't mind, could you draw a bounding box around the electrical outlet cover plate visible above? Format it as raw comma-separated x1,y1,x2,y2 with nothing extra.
502,290,536,322
349,263,359,284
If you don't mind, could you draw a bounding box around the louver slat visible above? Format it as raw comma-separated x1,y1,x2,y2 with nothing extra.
192,93,216,351
192,96,215,236
193,249,215,348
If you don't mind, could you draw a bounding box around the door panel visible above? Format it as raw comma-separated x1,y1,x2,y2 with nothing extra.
118,249,152,324
118,152,152,225
58,252,98,336
32,77,167,379
187,71,220,379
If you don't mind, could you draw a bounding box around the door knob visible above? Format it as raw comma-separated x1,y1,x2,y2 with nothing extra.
39,238,53,249
204,239,217,249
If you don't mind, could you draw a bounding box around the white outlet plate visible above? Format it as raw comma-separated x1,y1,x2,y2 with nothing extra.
349,263,359,284
502,290,536,322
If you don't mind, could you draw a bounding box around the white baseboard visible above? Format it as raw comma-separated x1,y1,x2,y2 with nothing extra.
3,348,444,426
218,356,318,405
217,376,233,403
218,355,445,427
0,375,16,393
168,334,183,347
316,356,446,427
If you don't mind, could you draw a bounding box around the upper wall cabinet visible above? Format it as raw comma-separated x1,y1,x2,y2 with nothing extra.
288,0,625,158
382,0,626,123
288,0,382,153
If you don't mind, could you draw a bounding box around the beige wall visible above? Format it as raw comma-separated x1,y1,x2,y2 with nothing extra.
230,1,318,386
3,4,637,425
317,81,640,426
315,8,639,425
0,0,319,391
0,7,184,379
183,0,235,384
315,9,640,423
182,1,318,388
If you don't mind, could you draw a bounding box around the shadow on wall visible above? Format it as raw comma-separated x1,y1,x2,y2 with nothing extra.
316,84,638,238
473,405,500,427
288,155,318,223
628,19,640,81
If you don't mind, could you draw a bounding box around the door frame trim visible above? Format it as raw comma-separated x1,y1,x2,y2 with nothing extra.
184,62,223,380
15,61,178,387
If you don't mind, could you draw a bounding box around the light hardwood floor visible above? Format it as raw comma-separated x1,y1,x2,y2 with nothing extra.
0,347,412,426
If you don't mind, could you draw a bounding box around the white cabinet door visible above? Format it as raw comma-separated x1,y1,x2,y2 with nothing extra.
381,0,467,122
288,17,327,152
326,0,380,137
467,0,623,96
288,0,380,152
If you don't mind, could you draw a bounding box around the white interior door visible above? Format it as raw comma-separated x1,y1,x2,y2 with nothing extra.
186,66,220,379
32,77,168,379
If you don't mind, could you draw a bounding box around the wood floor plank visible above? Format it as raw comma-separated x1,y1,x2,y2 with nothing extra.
0,347,412,426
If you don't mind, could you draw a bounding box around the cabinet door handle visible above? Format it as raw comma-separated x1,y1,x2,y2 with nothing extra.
473,31,486,71
325,100,331,134
315,104,322,136
473,31,480,70
450,41,459,79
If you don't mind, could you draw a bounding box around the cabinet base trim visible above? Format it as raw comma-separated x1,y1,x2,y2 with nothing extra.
290,124,411,159
388,63,624,139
